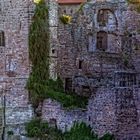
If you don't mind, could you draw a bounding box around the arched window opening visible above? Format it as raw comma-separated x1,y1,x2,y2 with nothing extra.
97,10,108,26
97,9,118,28
97,31,108,51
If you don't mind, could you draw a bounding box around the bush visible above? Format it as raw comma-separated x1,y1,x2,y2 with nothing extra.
63,122,98,140
7,130,14,136
25,118,49,138
25,119,63,140
28,77,88,109
63,122,115,140
46,90,88,109
47,77,64,93
99,133,115,140
26,120,115,140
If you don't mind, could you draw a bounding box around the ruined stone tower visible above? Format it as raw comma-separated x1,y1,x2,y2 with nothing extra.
0,0,33,138
0,0,139,139
42,0,140,139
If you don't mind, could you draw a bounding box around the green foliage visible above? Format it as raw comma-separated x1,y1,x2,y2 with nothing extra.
123,56,129,67
99,133,115,140
76,2,86,13
7,131,14,136
25,119,115,140
60,14,72,24
28,0,49,107
47,77,64,93
122,53,130,67
127,0,140,4
46,90,88,109
127,0,140,12
63,122,98,140
29,0,49,80
25,118,63,139
25,118,42,137
28,78,88,109
26,121,115,140
63,122,114,140
28,0,88,109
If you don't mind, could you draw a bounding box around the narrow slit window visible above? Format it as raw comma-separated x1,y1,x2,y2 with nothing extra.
0,31,5,46
65,78,72,92
97,31,107,51
79,60,83,69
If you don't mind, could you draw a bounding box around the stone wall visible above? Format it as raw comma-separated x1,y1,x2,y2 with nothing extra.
0,0,139,139
42,99,86,132
48,0,59,80
87,88,116,136
57,0,140,91
0,0,34,138
115,88,140,139
42,87,140,139
55,0,140,139
87,87,140,139
58,4,81,17
58,1,128,94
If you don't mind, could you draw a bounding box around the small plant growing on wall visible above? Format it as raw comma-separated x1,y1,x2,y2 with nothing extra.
127,0,140,12
7,130,14,136
34,0,42,4
134,45,140,50
99,20,106,26
60,14,72,24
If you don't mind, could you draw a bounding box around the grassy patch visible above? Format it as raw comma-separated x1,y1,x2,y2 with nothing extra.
26,120,115,140
27,78,88,109
25,118,63,139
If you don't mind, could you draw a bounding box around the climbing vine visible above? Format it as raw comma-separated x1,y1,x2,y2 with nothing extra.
27,0,88,109
27,0,49,108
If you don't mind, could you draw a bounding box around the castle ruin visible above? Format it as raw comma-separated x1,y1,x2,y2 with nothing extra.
0,0,139,139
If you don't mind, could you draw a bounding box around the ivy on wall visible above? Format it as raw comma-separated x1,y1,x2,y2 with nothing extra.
27,0,88,109
27,0,50,108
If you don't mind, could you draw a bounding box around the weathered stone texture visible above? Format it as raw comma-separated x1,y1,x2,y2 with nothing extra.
0,0,139,139
87,88,116,136
0,0,34,138
42,87,140,139
50,0,140,139
42,99,86,132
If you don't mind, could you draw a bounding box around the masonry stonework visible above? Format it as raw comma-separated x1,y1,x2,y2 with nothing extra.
0,0,34,139
42,0,140,140
0,0,140,140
